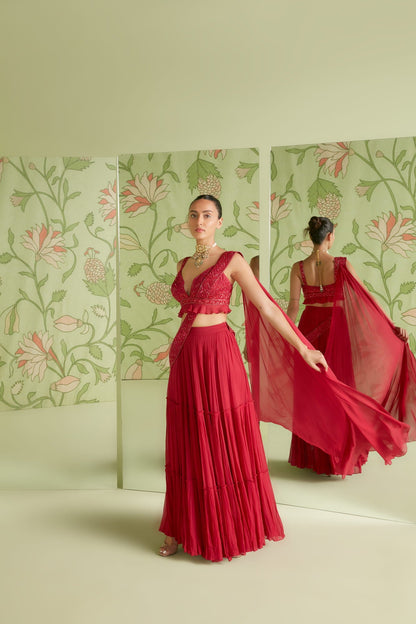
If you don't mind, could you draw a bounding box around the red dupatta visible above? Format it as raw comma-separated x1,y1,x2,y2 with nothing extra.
243,282,409,476
325,258,416,440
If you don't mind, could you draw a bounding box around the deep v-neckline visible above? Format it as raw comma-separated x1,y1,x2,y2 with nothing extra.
180,252,227,296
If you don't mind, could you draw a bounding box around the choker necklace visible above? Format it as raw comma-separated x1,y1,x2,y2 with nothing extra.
192,242,217,268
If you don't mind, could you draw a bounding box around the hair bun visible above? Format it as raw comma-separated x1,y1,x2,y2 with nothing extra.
309,216,322,230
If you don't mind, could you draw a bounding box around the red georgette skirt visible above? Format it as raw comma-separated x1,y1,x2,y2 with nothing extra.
289,306,340,475
159,323,284,561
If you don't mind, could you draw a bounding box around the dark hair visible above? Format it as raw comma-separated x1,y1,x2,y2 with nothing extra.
304,216,334,245
190,194,222,219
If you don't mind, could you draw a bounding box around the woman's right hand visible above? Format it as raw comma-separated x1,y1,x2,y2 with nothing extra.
300,347,328,372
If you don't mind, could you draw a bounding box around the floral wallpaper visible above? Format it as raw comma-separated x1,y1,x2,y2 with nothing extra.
0,156,117,410
270,138,416,352
118,148,259,379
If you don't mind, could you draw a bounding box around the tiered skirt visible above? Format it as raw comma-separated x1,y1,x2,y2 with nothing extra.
159,323,284,561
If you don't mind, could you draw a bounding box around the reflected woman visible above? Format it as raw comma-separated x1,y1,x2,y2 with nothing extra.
286,216,416,474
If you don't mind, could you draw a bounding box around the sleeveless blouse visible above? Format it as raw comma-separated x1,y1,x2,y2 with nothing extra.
300,257,343,304
171,251,235,317
169,251,238,365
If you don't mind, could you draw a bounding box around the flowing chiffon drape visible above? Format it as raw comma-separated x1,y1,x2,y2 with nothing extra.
289,257,416,473
327,260,416,438
244,282,409,477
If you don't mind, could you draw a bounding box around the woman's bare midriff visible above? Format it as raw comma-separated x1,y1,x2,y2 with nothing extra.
187,312,228,327
305,302,334,308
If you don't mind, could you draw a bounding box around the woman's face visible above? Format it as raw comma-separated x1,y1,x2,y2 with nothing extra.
187,198,223,242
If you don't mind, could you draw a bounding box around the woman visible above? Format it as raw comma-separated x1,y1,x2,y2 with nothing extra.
159,195,327,561
158,198,408,561
286,216,416,474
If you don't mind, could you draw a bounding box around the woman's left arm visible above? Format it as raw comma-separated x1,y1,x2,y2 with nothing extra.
228,254,328,372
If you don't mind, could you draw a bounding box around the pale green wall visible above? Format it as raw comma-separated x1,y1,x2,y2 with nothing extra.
2,0,416,505
2,0,416,155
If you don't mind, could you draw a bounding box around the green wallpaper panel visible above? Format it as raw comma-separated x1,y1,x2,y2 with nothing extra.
270,138,416,351
0,157,117,410
119,148,259,379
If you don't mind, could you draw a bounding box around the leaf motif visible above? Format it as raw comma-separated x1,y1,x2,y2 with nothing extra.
384,265,396,281
271,153,277,181
104,266,115,294
400,282,415,295
62,260,76,283
11,190,33,210
60,339,68,358
285,174,294,192
186,158,222,191
363,280,377,294
128,263,142,276
46,166,56,179
89,344,103,360
19,288,31,300
0,253,13,263
67,192,81,201
63,157,93,171
307,179,341,209
121,320,132,337
158,253,169,268
395,149,406,165
162,154,171,173
85,212,94,227
223,225,238,237
63,178,69,197
120,298,131,308
233,201,240,218
66,222,79,232
76,382,90,402
38,274,49,288
76,361,89,374
341,243,358,254
8,229,14,246
161,273,175,285
84,279,108,298
131,332,150,340
52,290,66,302
154,317,173,325
279,267,290,284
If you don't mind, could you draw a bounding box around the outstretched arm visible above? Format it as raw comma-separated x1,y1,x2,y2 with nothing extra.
228,253,328,372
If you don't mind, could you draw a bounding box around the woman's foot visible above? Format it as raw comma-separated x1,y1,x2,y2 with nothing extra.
159,536,178,557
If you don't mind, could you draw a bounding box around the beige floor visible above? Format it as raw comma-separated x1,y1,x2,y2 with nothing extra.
1,490,415,624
